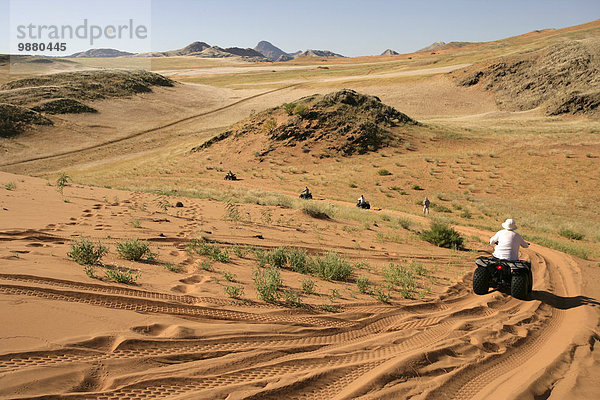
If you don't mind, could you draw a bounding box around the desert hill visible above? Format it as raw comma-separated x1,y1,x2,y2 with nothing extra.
254,40,291,61
453,38,600,115
134,41,267,61
196,89,418,157
418,41,446,52
0,70,173,136
381,49,399,55
68,48,135,58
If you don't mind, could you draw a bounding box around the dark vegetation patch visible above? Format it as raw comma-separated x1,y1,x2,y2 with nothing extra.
196,89,419,156
0,103,52,137
31,98,98,114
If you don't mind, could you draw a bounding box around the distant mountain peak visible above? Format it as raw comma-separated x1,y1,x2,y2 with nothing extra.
418,41,446,52
381,49,399,56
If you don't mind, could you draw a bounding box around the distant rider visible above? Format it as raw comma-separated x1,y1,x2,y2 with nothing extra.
358,194,366,206
489,218,529,260
302,186,310,196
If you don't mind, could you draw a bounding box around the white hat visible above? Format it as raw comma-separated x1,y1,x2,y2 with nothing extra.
502,218,517,231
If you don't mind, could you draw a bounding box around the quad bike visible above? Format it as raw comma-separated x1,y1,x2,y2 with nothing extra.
224,173,238,181
299,193,313,200
356,201,370,209
473,256,532,300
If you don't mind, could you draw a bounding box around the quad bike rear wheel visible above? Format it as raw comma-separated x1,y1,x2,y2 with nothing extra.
473,267,490,295
511,273,529,300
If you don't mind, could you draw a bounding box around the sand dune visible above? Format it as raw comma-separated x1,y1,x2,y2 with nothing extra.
0,171,597,399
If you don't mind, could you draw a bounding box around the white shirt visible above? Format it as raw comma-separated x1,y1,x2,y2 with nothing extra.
489,229,529,260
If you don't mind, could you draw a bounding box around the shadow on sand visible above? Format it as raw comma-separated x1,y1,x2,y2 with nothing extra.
531,290,600,310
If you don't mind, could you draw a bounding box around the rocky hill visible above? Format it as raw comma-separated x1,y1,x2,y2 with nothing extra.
381,49,399,55
453,38,600,116
254,41,290,61
0,70,173,136
67,48,134,58
417,41,446,52
294,49,345,58
195,89,418,157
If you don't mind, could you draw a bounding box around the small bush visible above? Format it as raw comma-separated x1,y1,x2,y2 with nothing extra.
309,252,353,281
293,104,309,117
301,202,333,219
224,285,244,299
262,119,277,133
187,240,230,263
349,183,358,188
373,286,391,303
559,228,584,241
105,268,141,284
164,263,182,272
377,169,392,176
356,275,371,294
223,271,236,282
283,290,303,307
56,172,70,194
252,266,282,302
412,184,424,190
288,248,309,273
116,239,156,261
283,102,296,115
68,237,108,265
4,182,16,191
268,246,288,268
224,201,241,221
301,278,316,294
398,217,412,230
383,263,417,298
83,265,96,278
410,262,428,276
199,259,214,271
420,222,464,250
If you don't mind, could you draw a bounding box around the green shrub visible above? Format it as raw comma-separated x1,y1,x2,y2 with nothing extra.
164,263,182,272
373,286,391,303
187,240,230,263
262,119,277,133
301,202,333,219
410,262,428,276
412,184,424,190
268,246,288,268
559,228,584,241
116,239,156,261
432,204,452,213
283,290,303,307
383,263,417,298
377,169,392,176
288,248,309,273
398,217,412,230
199,259,214,271
105,268,141,284
293,104,309,117
356,275,371,294
301,278,316,294
56,172,70,194
83,265,96,278
252,266,282,302
254,248,269,267
223,271,236,282
68,237,108,265
4,182,16,191
420,222,464,250
283,102,296,115
309,252,353,281
224,285,244,299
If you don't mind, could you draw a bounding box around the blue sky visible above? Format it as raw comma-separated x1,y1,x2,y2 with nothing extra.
1,0,599,56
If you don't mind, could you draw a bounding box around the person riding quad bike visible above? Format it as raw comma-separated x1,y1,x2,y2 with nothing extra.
299,186,312,199
356,195,370,209
473,219,532,300
224,171,237,181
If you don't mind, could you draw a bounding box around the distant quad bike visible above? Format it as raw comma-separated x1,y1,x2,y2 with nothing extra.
473,256,533,300
356,201,371,209
299,193,313,200
224,173,237,181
